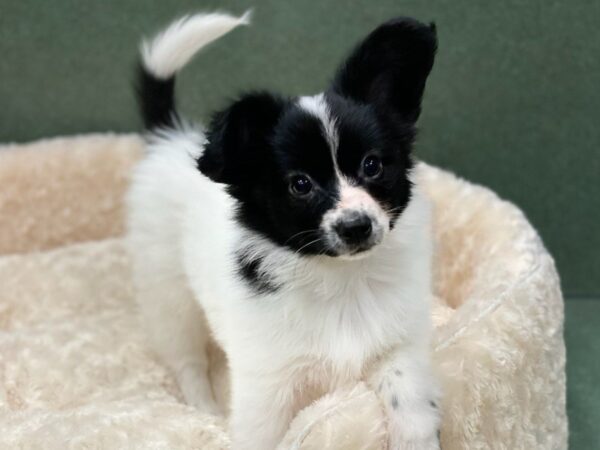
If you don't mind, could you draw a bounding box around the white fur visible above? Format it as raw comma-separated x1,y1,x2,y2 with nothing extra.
141,11,251,79
129,13,440,450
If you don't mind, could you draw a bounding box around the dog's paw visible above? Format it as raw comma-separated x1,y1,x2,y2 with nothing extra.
386,411,440,450
378,384,441,450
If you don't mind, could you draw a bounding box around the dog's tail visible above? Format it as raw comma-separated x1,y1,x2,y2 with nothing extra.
137,11,251,129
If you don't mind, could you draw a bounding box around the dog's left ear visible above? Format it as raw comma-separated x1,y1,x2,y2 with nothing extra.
331,17,437,124
199,92,285,185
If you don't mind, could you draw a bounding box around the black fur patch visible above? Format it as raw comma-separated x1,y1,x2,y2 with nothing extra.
236,252,281,295
136,63,177,129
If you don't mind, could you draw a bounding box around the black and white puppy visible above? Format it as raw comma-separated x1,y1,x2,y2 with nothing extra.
128,11,440,450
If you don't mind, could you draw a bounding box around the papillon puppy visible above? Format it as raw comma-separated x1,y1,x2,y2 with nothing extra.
127,11,440,450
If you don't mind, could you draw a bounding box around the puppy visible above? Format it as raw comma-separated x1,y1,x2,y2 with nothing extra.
127,11,440,450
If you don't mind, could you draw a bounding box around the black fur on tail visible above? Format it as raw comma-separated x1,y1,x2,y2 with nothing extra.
136,63,178,129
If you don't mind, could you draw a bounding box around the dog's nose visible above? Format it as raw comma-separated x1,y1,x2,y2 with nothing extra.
334,214,373,245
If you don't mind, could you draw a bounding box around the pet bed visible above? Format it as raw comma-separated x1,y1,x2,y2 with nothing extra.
0,134,567,449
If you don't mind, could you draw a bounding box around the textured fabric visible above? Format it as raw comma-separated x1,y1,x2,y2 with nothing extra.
420,167,567,449
0,135,567,449
0,134,143,255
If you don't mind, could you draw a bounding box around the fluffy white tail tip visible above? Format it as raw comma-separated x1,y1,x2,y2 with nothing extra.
141,10,251,79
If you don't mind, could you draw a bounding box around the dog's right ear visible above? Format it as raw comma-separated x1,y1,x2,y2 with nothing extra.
199,92,285,185
331,17,437,124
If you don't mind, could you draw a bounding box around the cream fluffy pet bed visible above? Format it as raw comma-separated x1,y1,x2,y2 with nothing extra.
0,134,567,449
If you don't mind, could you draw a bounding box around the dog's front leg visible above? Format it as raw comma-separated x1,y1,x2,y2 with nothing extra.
228,370,296,450
368,346,441,450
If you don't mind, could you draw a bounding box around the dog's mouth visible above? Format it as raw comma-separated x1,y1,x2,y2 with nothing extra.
351,243,376,255
337,246,377,261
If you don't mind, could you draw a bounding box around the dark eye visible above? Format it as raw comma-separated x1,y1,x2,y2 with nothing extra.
290,175,313,196
362,154,383,178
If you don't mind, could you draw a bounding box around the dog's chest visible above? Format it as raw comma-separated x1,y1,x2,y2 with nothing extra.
272,278,410,372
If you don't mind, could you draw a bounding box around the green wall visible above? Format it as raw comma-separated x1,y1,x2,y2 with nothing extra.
1,0,598,295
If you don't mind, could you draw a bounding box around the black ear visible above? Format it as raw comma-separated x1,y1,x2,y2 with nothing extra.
331,17,437,123
199,92,286,185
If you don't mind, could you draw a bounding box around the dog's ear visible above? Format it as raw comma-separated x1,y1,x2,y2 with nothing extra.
331,17,437,124
199,92,285,185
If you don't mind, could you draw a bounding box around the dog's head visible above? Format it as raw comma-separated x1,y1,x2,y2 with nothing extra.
199,18,437,258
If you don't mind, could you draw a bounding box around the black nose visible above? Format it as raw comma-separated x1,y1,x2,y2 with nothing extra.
334,215,373,245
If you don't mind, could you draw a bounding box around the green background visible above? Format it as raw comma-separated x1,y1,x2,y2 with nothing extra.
1,0,598,447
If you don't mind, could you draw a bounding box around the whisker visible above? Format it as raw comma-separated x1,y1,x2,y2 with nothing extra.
294,237,325,256
384,205,405,214
283,229,320,246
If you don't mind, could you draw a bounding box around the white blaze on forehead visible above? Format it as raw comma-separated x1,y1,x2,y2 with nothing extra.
297,94,339,162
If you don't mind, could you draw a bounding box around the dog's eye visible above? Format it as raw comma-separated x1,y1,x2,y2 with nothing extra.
290,175,313,196
362,155,383,178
